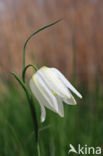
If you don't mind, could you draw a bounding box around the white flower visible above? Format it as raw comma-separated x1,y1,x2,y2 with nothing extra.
30,66,82,122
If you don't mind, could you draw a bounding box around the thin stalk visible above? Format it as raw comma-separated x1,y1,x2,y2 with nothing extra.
22,18,63,71
11,72,39,155
37,143,40,156
14,18,63,156
22,64,38,83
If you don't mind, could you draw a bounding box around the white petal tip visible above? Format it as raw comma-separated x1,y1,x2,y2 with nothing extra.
58,112,64,118
76,91,82,99
74,102,77,105
40,105,46,123
60,114,64,118
40,118,45,123
40,115,46,122
71,101,77,105
79,95,83,99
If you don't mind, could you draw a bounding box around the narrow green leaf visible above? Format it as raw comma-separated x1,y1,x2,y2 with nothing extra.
11,72,39,145
11,72,31,100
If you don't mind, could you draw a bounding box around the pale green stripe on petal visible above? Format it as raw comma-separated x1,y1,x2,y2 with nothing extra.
33,73,59,113
30,79,47,122
37,67,71,99
63,94,77,105
51,68,82,99
56,96,64,117
30,78,56,113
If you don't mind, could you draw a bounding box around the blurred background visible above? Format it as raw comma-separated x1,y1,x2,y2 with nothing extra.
0,0,103,155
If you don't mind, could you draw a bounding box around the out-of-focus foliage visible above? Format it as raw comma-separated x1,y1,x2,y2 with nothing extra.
0,81,103,156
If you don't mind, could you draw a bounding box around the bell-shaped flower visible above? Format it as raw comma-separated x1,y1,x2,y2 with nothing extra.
30,66,82,122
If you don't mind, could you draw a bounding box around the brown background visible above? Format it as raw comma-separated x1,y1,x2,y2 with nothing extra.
0,0,103,89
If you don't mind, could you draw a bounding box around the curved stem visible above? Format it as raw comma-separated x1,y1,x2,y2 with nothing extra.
22,18,63,71
13,18,63,156
22,64,38,83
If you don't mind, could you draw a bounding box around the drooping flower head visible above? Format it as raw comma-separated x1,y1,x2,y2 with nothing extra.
30,66,82,122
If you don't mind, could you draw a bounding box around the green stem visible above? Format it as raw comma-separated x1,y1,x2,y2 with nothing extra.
37,143,40,156
13,18,63,156
22,64,38,83
22,18,63,71
11,72,39,155
11,72,31,99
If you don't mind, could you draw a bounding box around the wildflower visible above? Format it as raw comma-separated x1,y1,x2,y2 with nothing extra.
30,66,82,122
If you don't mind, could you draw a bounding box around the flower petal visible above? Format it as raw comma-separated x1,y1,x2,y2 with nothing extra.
40,104,46,122
30,78,64,119
30,79,56,113
37,67,72,99
51,68,82,99
32,73,62,114
30,79,46,122
63,94,77,105
56,96,64,117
